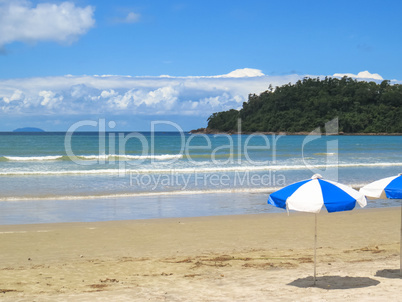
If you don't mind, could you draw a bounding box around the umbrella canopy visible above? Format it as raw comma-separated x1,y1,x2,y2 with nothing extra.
359,173,402,199
268,174,367,213
360,173,402,275
268,174,367,285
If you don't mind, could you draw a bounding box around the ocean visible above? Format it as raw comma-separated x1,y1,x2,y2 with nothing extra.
0,131,401,224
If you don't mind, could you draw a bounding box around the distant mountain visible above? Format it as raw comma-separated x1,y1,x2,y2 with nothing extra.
13,127,45,132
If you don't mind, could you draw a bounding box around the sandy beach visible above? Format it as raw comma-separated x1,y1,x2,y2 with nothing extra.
0,207,401,301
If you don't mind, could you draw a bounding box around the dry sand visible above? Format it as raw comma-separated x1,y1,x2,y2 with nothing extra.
0,207,401,301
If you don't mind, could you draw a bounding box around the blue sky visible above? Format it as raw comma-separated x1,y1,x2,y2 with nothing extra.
0,0,401,131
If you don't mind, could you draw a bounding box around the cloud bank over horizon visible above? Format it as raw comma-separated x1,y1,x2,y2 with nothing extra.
0,68,395,131
332,71,384,81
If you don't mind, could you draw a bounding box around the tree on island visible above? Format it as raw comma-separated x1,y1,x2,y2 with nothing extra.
206,77,402,133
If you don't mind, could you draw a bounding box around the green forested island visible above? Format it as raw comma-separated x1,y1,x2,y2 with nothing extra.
203,77,402,134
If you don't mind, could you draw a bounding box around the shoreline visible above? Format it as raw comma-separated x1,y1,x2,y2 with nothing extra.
0,205,398,228
1,190,400,226
0,208,400,300
189,128,402,136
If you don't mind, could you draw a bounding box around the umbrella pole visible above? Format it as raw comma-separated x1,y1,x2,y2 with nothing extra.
400,201,401,276
314,213,317,285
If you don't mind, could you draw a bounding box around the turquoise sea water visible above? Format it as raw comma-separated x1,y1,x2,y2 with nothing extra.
0,132,401,224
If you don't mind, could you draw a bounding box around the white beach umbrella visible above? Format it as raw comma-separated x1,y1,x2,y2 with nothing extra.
268,174,367,285
360,173,402,275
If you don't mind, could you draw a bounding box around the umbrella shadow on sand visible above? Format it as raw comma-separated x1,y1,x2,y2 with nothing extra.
288,276,380,289
375,269,402,279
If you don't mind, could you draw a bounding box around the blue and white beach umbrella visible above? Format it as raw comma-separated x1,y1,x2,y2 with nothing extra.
268,174,367,213
359,173,402,200
268,174,367,284
360,173,402,275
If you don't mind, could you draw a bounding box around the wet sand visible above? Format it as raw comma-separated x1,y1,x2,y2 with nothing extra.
0,207,401,301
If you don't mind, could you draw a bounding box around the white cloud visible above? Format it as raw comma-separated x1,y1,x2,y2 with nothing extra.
3,89,23,103
175,68,265,79
100,89,118,98
39,90,63,109
104,86,179,111
108,90,133,110
333,70,384,81
0,0,95,47
112,11,141,24
125,12,140,23
214,68,265,78
142,86,178,108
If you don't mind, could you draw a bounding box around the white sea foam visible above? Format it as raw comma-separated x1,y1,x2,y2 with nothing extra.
0,181,375,202
76,154,183,160
2,154,183,162
0,162,401,176
0,187,279,202
313,152,337,156
4,155,63,161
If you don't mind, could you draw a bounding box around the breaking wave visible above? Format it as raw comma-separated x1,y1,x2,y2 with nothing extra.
1,162,401,176
1,154,183,162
